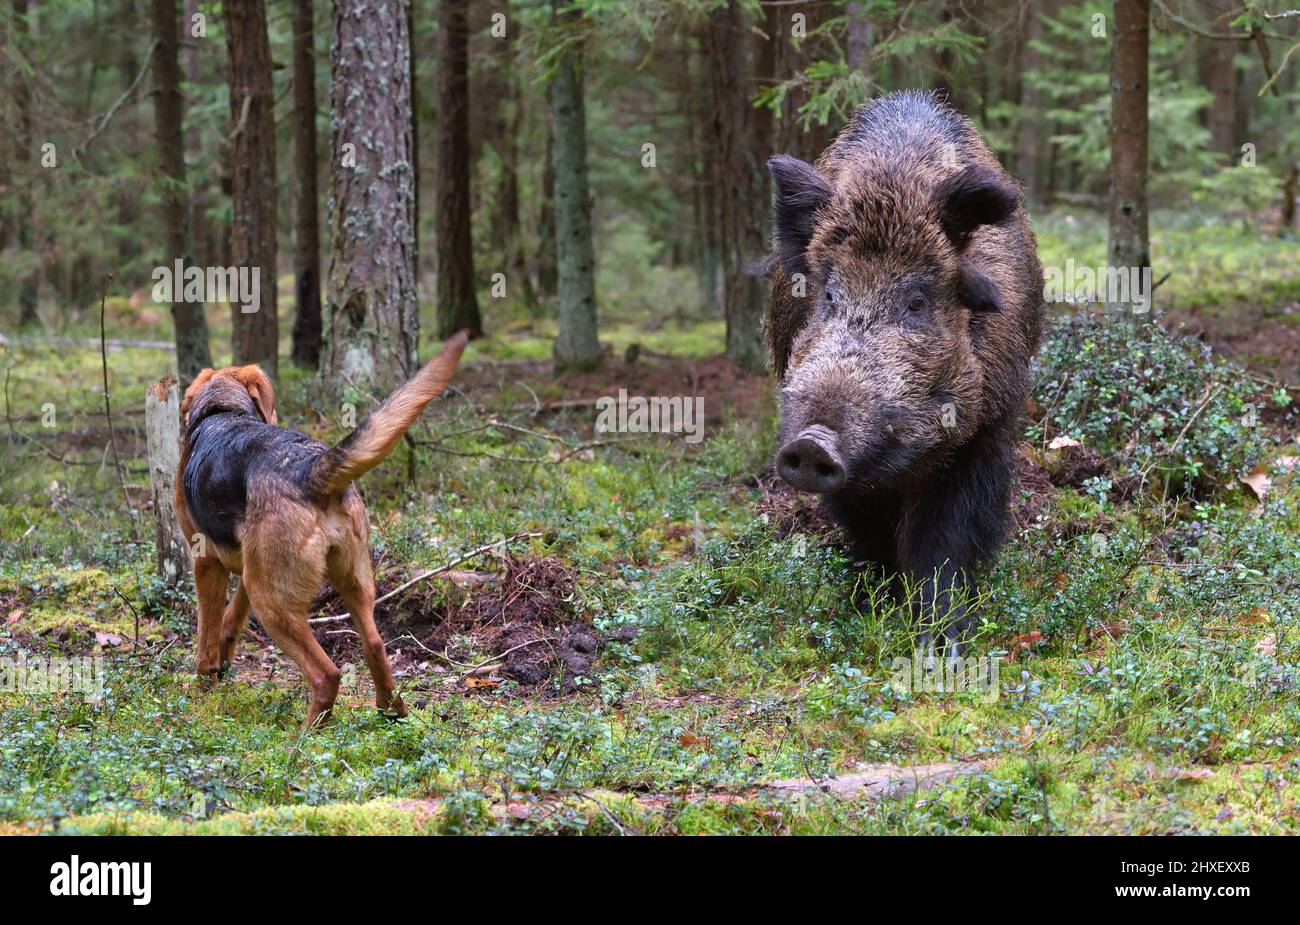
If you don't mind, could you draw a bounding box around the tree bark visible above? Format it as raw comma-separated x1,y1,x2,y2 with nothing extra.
537,118,557,298
290,0,322,368
1283,161,1298,230
707,0,766,371
434,0,481,338
13,0,39,327
409,0,419,280
846,1,874,75
153,0,213,381
324,0,419,396
145,376,189,586
183,0,213,269
1200,0,1238,158
1015,3,1044,205
489,36,538,313
934,6,967,115
687,32,721,313
225,0,278,377
549,0,599,371
1108,0,1150,320
116,0,142,276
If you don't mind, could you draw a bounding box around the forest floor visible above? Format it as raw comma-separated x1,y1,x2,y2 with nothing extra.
2,210,1300,835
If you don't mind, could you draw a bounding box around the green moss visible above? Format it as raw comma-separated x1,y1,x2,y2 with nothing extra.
0,567,164,645
54,799,444,836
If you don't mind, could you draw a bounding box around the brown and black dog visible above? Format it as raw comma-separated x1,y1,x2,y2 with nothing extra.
176,332,468,728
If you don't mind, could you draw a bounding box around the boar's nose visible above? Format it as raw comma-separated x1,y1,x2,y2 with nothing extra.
777,427,846,494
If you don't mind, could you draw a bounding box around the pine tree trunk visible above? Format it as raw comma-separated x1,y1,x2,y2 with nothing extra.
846,1,874,75
1015,3,1044,204
537,119,557,299
153,0,213,381
290,0,322,368
14,0,39,327
183,0,212,269
117,0,142,277
1201,0,1238,158
490,37,538,314
1108,0,1150,322
549,0,599,371
434,0,481,338
1282,161,1298,230
707,0,766,372
687,33,720,312
408,0,419,280
225,0,278,376
934,6,966,114
324,0,419,396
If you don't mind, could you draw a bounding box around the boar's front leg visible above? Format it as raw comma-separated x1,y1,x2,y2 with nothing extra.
825,491,902,573
897,428,1013,658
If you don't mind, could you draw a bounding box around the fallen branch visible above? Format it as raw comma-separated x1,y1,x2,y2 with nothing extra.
755,761,990,800
509,397,601,414
453,637,554,679
387,632,553,679
309,531,544,625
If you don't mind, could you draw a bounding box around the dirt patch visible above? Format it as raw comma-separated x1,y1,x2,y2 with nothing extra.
1046,442,1109,489
1012,450,1058,530
456,352,774,432
310,554,602,693
1165,300,1300,388
749,468,839,539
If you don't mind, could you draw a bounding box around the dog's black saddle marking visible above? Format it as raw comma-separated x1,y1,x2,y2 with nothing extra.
183,402,326,550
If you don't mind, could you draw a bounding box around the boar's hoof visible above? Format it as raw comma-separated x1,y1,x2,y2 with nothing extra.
778,429,846,494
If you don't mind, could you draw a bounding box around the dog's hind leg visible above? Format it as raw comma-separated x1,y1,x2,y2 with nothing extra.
246,587,342,729
218,579,252,678
193,554,229,685
329,556,406,718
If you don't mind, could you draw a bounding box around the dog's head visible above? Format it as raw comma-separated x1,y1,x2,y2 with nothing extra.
181,365,278,428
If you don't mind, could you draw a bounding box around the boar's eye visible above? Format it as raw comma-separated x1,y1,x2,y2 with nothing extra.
905,292,929,314
822,281,838,309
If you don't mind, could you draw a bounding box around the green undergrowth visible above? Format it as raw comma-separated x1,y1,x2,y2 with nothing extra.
3,220,1300,834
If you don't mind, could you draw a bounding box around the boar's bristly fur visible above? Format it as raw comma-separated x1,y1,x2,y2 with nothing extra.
764,90,1045,651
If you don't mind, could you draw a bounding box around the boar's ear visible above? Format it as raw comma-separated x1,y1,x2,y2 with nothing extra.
937,166,1018,313
768,155,832,275
934,165,1019,250
958,265,1003,313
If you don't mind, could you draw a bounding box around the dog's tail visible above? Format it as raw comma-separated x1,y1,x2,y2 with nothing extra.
305,331,469,498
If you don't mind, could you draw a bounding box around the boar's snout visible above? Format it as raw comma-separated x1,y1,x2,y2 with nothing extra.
777,425,846,494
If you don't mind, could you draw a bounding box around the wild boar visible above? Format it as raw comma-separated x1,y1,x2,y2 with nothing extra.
764,90,1045,652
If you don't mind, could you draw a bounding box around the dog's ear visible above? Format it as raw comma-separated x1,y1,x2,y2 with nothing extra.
234,365,277,425
180,369,216,423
